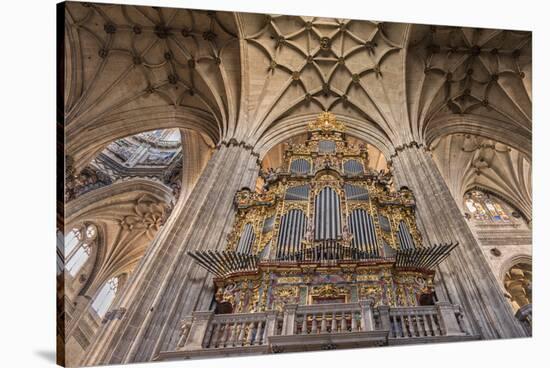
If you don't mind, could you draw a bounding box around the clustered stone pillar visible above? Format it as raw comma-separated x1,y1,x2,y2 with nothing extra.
81,144,260,366
390,145,526,339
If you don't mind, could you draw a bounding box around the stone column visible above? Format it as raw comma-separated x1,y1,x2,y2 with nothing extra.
377,305,391,331
281,304,298,336
391,145,526,339
181,311,214,351
359,299,375,332
81,144,260,365
435,302,464,336
264,310,279,337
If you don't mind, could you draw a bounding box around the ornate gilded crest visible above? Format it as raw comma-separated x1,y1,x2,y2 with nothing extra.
308,111,346,133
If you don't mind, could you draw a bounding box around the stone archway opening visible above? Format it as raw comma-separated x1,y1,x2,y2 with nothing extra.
504,263,532,313
503,262,532,334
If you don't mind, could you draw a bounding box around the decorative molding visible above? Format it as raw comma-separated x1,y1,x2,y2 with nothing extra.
389,141,426,158
216,139,261,161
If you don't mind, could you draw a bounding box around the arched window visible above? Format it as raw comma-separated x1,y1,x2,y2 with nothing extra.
91,276,119,318
378,215,391,232
262,216,275,234
64,224,97,277
464,190,512,222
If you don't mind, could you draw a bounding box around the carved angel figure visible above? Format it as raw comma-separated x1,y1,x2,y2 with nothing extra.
304,219,315,243
341,224,353,243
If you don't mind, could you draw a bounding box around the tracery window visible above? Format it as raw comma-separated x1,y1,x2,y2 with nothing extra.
91,276,119,318
64,224,97,277
464,190,511,222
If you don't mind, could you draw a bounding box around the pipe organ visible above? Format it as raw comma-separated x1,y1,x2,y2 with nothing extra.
276,209,307,257
348,209,378,254
236,223,255,254
397,220,415,250
189,112,457,314
313,187,342,241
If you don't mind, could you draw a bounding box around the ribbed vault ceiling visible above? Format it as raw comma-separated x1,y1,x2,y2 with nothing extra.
407,25,532,143
431,134,531,221
63,2,532,209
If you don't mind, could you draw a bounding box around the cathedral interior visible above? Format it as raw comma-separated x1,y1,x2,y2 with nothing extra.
58,1,532,366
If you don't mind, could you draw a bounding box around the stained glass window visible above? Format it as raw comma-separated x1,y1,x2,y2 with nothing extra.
464,190,512,223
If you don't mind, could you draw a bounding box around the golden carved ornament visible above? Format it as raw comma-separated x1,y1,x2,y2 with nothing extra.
311,284,348,299
277,277,302,284
357,274,379,282
308,111,346,133
396,286,409,306
249,283,261,312
275,286,299,298
359,284,382,304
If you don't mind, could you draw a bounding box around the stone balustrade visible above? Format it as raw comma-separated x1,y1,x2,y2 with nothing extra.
383,303,467,338
202,311,278,349
281,300,375,336
159,301,474,360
